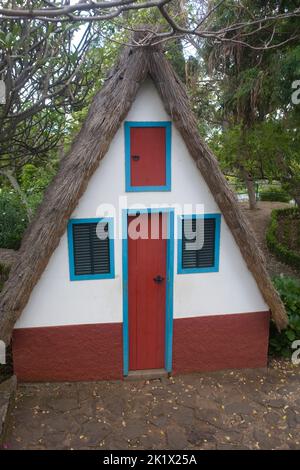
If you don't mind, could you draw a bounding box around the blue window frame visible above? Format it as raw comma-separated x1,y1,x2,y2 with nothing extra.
124,121,172,192
67,218,115,281
177,214,221,274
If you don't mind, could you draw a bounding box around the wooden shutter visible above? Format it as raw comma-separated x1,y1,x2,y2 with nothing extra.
72,222,110,276
182,218,216,269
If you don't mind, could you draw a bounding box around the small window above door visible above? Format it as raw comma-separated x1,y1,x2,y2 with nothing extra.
124,122,171,192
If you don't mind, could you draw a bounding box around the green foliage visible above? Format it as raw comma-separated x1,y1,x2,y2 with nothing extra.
0,162,58,250
20,164,38,190
165,39,186,83
266,208,300,270
210,125,254,174
269,276,300,358
210,118,300,182
204,0,300,201
275,45,300,106
0,190,28,249
226,176,247,194
20,162,58,212
260,186,291,203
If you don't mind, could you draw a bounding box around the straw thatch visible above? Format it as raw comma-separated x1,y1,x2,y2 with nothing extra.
0,42,287,343
0,249,18,269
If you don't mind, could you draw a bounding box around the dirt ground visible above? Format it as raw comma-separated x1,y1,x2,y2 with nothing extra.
240,201,299,279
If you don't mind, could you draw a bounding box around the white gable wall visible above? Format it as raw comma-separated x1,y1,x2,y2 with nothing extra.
15,80,268,329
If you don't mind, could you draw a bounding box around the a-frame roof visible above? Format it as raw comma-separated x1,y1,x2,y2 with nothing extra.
0,42,287,343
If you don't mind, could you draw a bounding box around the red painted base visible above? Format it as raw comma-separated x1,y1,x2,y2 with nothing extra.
173,312,270,375
13,323,123,382
12,311,270,382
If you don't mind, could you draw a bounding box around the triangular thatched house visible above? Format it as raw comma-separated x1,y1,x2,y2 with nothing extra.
0,39,287,382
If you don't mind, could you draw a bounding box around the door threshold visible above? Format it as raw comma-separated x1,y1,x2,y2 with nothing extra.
125,369,168,381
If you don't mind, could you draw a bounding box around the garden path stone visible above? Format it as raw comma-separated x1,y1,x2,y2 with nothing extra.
263,410,281,426
224,401,255,416
187,424,216,445
252,429,282,449
286,408,300,428
48,397,79,412
4,359,300,450
0,376,17,447
166,425,188,449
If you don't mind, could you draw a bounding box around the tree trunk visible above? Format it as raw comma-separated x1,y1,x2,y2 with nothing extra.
245,177,257,210
0,169,33,221
240,168,257,210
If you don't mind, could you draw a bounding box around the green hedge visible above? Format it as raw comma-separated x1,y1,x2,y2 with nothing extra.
260,186,291,203
269,276,300,358
0,191,28,249
266,208,300,270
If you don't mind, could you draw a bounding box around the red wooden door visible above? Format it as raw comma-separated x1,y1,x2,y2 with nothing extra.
130,127,166,187
128,213,167,370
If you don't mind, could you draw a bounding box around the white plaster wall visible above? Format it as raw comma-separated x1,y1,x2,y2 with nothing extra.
15,80,268,329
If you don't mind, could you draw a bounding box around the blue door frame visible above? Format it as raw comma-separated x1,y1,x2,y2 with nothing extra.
122,208,174,376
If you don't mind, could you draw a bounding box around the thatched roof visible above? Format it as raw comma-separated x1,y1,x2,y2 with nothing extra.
0,41,288,343
0,249,19,269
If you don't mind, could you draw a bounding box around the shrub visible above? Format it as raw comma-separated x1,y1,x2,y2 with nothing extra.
260,186,291,203
269,276,300,358
266,208,300,270
0,191,28,249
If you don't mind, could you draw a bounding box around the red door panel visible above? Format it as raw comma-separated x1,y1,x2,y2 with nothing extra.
128,213,167,370
130,127,166,187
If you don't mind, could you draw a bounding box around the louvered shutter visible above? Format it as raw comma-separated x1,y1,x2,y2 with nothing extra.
72,222,110,276
182,218,216,269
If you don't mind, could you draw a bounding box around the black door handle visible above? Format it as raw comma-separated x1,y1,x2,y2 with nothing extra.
153,275,165,283
132,155,140,161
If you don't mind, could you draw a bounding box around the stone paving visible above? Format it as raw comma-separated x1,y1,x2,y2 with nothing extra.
5,360,300,450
